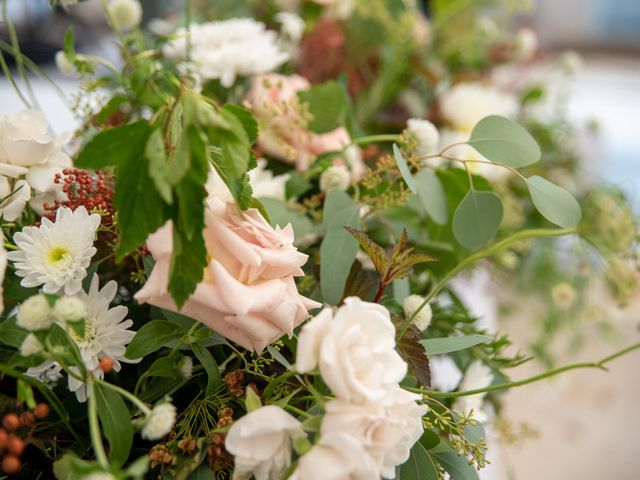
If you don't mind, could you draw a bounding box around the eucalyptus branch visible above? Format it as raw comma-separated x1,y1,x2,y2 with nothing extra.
407,342,640,399
87,381,109,468
398,227,577,339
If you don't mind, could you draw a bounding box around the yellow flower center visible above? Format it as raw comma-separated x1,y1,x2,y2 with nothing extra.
47,246,71,265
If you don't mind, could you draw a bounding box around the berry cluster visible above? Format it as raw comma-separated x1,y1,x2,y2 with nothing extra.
44,168,115,220
0,403,49,475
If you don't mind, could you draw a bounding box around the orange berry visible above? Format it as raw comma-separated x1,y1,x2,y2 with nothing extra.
0,429,8,451
99,357,114,374
33,403,49,419
2,455,20,474
2,414,20,432
19,412,35,427
7,436,24,456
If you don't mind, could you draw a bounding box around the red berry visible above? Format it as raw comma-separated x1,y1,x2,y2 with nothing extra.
99,357,114,374
7,436,24,456
33,403,49,419
2,455,20,474
19,412,34,427
2,414,20,432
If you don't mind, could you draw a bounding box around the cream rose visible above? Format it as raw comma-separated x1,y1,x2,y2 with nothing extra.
135,195,320,353
289,432,379,480
296,297,407,403
321,387,427,478
226,405,305,480
246,73,364,176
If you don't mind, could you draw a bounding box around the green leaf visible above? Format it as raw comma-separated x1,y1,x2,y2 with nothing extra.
320,205,361,304
431,443,479,480
187,464,216,480
168,219,208,308
452,190,503,250
393,144,417,193
415,169,448,225
145,129,173,204
76,121,152,169
344,226,389,277
146,354,182,378
125,320,184,359
397,324,431,388
63,26,75,56
285,172,312,199
94,382,133,467
526,175,582,228
322,189,354,229
396,440,439,480
467,115,541,168
0,317,27,348
191,343,221,396
420,335,491,356
259,198,314,243
297,81,348,133
420,429,441,450
125,455,150,479
223,104,258,144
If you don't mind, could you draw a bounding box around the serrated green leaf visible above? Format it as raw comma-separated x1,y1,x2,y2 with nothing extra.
415,169,448,225
145,129,172,204
191,343,220,396
320,205,361,305
125,320,184,359
397,323,431,388
467,115,541,168
393,144,417,193
344,226,389,277
94,382,133,468
75,121,151,169
168,220,207,308
526,175,582,228
297,81,348,133
223,104,258,144
420,335,491,356
452,190,503,250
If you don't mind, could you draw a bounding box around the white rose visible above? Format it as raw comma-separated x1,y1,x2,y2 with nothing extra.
296,297,407,403
108,0,143,32
225,405,305,480
452,360,493,423
17,294,52,331
289,432,379,480
403,294,432,331
321,387,427,478
0,110,55,177
0,178,31,221
406,118,439,157
319,165,350,193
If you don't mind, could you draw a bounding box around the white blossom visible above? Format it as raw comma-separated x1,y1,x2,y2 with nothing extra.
249,159,289,200
142,403,177,440
551,282,576,310
54,51,75,76
319,165,350,192
403,294,432,331
53,296,88,323
108,0,143,32
179,356,193,379
276,12,305,43
406,118,439,157
20,333,43,356
17,294,52,331
514,27,538,60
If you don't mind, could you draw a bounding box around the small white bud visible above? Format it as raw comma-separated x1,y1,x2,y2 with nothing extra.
142,403,176,440
320,165,351,192
403,294,432,331
20,333,43,356
108,0,143,32
406,118,440,157
179,356,193,379
53,296,88,323
551,282,576,310
17,295,52,331
514,27,538,60
561,50,583,74
55,51,75,76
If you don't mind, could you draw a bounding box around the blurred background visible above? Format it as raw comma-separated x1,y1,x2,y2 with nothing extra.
1,1,639,479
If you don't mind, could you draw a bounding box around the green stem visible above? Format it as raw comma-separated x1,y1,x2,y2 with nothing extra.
87,381,109,468
0,49,30,107
99,0,135,66
398,227,576,339
1,0,38,108
95,379,151,415
350,134,399,146
185,0,192,61
408,342,640,399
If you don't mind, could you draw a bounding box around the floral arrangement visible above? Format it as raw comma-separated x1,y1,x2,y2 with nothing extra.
0,0,637,479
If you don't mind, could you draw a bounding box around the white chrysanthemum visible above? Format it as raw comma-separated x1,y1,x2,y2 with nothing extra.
53,296,88,323
249,159,289,200
319,165,350,192
403,294,432,331
0,178,31,221
180,356,193,379
142,403,177,440
8,206,101,295
452,360,494,423
439,82,518,133
17,294,52,331
276,12,305,43
20,333,43,356
27,274,138,402
108,0,143,32
164,18,290,87
55,51,75,76
551,282,576,310
406,118,439,157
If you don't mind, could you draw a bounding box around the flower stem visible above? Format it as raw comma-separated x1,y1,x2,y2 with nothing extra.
407,342,640,399
95,379,151,415
87,381,109,468
350,134,399,146
398,227,576,339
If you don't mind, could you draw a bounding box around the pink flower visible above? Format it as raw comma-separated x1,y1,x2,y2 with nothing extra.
135,196,321,352
246,73,364,177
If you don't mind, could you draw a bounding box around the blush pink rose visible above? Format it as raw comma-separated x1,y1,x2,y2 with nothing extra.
134,196,321,352
246,73,364,177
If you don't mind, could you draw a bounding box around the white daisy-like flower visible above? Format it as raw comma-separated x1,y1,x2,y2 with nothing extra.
163,18,290,87
27,274,139,402
20,333,43,356
142,403,177,440
403,294,432,331
53,296,88,323
8,206,101,295
17,294,52,331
